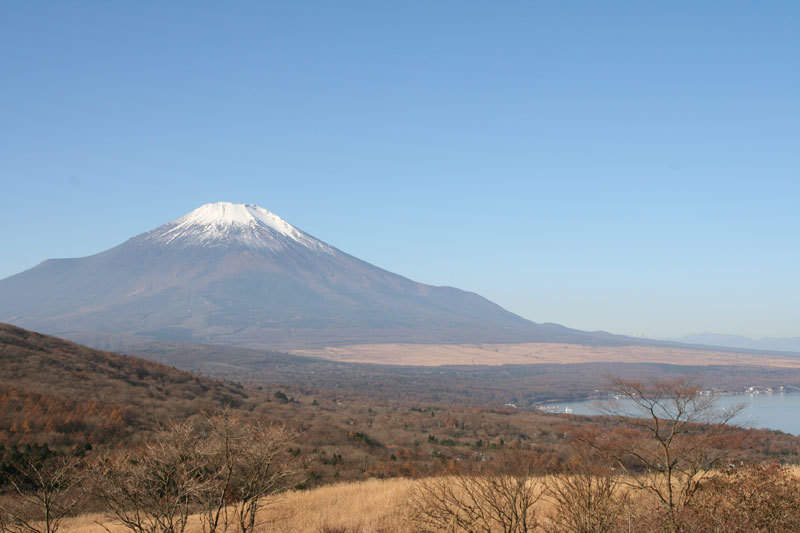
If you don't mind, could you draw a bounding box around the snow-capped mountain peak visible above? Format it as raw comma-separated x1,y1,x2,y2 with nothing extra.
142,202,333,252
0,201,614,349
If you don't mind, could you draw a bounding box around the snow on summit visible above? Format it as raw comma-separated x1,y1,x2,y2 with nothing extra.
178,202,299,235
143,202,333,252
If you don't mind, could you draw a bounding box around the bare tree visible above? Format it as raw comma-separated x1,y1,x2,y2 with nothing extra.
576,377,744,531
91,421,202,533
543,452,629,533
195,415,237,533
410,451,545,533
232,423,301,533
0,451,82,533
195,413,303,533
90,413,302,533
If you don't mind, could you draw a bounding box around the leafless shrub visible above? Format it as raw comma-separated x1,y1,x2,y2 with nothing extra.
543,452,629,533
0,452,82,533
196,413,303,533
89,413,302,533
409,451,545,532
90,421,201,533
679,462,800,532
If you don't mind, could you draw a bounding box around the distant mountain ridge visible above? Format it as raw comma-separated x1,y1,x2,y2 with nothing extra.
0,202,642,350
673,332,800,354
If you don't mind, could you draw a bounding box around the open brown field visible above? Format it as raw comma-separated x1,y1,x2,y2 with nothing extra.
49,466,800,533
293,342,800,368
56,478,417,533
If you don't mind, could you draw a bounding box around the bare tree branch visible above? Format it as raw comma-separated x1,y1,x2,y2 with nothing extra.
575,377,745,531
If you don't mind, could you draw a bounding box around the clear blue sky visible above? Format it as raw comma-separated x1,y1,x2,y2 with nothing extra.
1,2,798,339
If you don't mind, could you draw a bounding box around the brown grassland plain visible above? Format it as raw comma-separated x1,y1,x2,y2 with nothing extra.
293,342,800,367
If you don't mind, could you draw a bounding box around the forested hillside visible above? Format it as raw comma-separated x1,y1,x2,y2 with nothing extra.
0,323,248,449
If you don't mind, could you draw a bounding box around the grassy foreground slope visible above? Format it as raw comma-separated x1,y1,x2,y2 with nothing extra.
49,466,800,533
56,478,415,533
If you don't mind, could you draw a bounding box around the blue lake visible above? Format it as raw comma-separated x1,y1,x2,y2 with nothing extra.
543,392,800,436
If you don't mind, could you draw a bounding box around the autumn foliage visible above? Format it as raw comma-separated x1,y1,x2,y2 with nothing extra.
0,323,247,451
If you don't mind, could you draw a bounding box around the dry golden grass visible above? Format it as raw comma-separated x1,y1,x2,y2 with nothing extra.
54,476,590,532
293,342,800,368
58,478,419,533
51,467,800,532
262,478,417,532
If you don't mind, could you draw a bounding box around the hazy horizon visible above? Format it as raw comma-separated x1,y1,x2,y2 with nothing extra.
2,3,798,339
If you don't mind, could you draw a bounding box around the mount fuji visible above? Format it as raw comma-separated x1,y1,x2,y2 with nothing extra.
0,202,628,349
